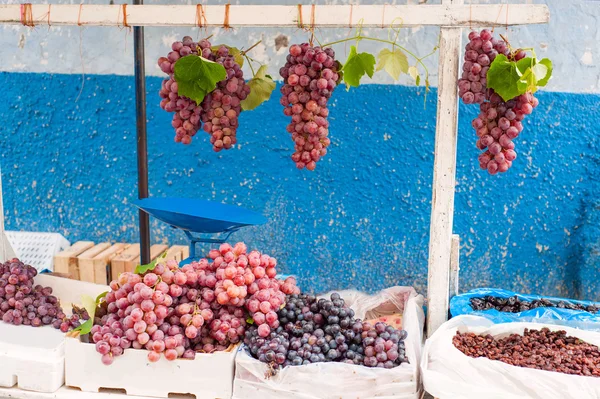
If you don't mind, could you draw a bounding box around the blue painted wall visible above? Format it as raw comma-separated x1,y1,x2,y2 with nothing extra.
1,72,599,299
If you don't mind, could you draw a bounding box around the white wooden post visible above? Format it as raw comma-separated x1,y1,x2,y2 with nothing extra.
426,0,463,338
0,166,15,263
449,234,460,298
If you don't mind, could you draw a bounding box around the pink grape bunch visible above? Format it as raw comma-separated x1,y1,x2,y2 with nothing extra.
158,37,250,151
91,242,299,365
458,29,539,174
279,43,341,171
458,29,509,105
474,91,538,174
200,45,251,152
0,258,88,331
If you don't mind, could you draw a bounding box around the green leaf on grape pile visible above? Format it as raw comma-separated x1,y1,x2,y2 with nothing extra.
241,65,276,111
342,46,376,89
246,316,255,325
376,48,409,81
486,54,522,102
174,55,227,105
96,291,108,302
134,251,168,275
211,45,245,67
71,295,97,335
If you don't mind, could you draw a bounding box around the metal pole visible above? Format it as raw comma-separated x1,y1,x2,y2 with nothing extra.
133,0,151,265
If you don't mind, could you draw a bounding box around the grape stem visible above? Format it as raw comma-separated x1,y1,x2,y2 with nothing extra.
321,35,431,85
241,40,262,56
243,54,257,76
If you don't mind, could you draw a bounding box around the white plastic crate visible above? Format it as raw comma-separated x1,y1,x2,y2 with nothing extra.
5,231,70,272
0,274,107,394
66,338,237,399
0,323,65,393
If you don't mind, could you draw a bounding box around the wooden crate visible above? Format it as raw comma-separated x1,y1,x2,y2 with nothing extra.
80,243,129,285
77,243,111,283
110,244,140,281
165,245,190,263
53,241,94,279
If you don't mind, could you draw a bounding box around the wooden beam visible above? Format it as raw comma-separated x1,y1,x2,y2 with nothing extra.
426,0,463,338
0,4,549,28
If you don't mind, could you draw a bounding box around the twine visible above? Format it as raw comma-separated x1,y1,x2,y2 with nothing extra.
297,4,303,29
77,4,83,26
348,4,353,28
223,4,230,29
20,3,34,27
195,4,206,28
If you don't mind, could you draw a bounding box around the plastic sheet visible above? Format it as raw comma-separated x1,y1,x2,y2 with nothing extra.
422,315,600,399
450,288,600,331
232,287,425,399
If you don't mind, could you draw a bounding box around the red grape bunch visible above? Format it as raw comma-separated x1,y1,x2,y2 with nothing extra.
0,258,88,331
475,91,538,174
91,242,299,365
158,36,204,145
279,43,341,171
458,29,510,105
200,45,251,152
158,37,250,151
458,29,539,174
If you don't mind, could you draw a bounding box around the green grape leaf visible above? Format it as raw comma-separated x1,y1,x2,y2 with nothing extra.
134,251,169,275
71,295,97,335
535,58,553,87
96,291,108,302
408,65,419,84
246,316,254,325
376,48,409,81
174,55,227,105
342,45,376,89
486,54,523,102
211,45,244,67
241,65,276,111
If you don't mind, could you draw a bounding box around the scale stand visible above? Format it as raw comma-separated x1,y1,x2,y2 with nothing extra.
133,197,268,265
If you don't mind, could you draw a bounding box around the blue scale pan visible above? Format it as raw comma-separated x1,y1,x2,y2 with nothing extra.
133,197,267,265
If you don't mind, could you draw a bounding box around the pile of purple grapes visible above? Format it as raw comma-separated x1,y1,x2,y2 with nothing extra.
244,293,408,369
0,258,87,330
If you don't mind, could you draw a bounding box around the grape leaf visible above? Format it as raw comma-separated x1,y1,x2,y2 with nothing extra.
241,65,276,111
342,45,376,89
134,251,169,275
71,295,97,335
535,58,553,87
96,291,108,302
408,66,419,81
376,48,409,81
246,316,254,325
486,54,522,102
211,45,244,67
174,55,227,105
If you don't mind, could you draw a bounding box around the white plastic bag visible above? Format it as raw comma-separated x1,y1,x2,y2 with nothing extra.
422,315,600,399
233,287,425,399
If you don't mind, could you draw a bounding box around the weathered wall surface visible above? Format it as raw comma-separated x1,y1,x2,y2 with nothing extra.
1,0,600,298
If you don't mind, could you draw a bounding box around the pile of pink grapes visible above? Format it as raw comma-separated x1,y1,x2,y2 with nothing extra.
158,36,250,151
0,258,88,330
279,43,341,171
91,242,299,365
458,29,538,175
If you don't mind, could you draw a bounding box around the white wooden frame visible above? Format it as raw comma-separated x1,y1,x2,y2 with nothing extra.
0,2,549,336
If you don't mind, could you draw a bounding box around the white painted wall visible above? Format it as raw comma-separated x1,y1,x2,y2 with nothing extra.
0,0,598,92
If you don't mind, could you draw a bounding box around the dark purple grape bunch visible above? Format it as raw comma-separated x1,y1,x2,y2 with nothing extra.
0,258,85,330
279,43,341,171
245,292,409,370
360,321,408,368
200,45,250,152
458,29,510,104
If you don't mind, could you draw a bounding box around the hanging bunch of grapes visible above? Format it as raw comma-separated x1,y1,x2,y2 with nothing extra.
279,44,342,171
158,36,274,152
458,29,552,175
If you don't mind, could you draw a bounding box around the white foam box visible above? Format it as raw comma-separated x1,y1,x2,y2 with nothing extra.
0,274,108,393
65,338,238,399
